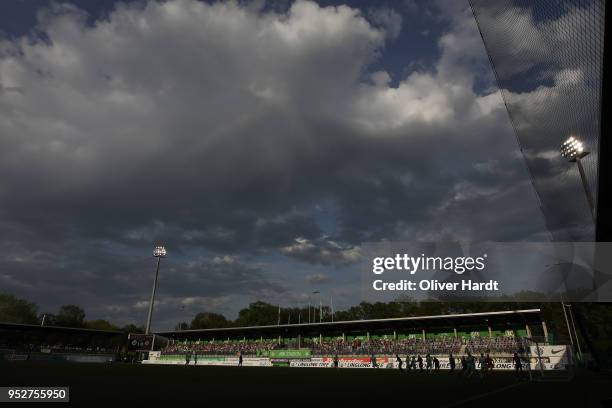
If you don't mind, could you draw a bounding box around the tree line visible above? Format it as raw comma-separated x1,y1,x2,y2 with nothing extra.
2,291,611,363
0,293,144,333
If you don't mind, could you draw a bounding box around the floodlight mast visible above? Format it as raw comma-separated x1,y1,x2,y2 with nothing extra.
312,290,321,323
560,136,595,222
145,246,167,334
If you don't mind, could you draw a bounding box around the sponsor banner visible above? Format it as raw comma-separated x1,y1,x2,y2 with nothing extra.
387,354,567,371
530,345,568,359
320,356,391,369
190,357,238,366
528,345,569,369
146,349,568,370
158,355,227,362
267,349,311,359
225,357,271,367
392,357,503,371
290,358,332,368
144,357,272,367
290,354,567,371
270,358,289,366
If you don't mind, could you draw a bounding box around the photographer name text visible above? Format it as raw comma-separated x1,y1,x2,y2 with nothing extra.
372,279,499,292
371,253,499,292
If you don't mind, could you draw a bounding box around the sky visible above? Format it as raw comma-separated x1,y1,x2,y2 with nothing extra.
0,0,562,330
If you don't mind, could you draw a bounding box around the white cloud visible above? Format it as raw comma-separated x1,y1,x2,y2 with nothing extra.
281,237,361,265
0,0,524,249
0,0,386,195
0,0,501,194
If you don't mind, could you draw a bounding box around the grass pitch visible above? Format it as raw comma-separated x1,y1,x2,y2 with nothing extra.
1,361,611,407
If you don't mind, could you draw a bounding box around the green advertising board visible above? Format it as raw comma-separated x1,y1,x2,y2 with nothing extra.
266,349,311,359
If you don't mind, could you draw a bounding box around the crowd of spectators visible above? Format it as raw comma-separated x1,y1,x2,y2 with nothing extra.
162,335,522,356
393,337,463,355
162,340,279,356
306,337,463,355
465,335,521,354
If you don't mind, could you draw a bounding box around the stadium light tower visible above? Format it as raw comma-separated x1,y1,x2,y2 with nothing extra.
560,136,595,221
145,245,167,334
312,291,321,323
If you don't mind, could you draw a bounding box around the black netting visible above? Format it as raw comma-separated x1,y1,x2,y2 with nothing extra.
470,0,604,241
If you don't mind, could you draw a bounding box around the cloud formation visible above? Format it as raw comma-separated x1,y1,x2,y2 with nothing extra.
0,0,548,328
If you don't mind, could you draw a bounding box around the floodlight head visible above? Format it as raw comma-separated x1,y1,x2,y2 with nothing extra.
153,246,167,258
560,135,589,162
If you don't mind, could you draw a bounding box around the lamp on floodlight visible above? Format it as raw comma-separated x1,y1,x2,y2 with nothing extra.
153,246,167,258
145,246,167,334
560,136,589,162
560,136,595,221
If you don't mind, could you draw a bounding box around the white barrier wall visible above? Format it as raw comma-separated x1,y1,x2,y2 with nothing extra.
144,345,569,370
143,356,272,367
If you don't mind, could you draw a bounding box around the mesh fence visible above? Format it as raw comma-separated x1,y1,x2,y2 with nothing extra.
469,0,605,241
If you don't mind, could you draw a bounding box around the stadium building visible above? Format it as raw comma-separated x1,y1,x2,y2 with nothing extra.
0,322,124,363
142,309,569,370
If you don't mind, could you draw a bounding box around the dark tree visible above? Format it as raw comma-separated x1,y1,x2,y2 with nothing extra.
190,312,228,329
0,293,39,324
234,301,279,327
85,319,119,331
54,304,86,327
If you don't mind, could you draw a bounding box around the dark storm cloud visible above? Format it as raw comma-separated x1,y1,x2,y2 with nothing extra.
159,255,286,299
0,0,553,327
0,222,285,326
